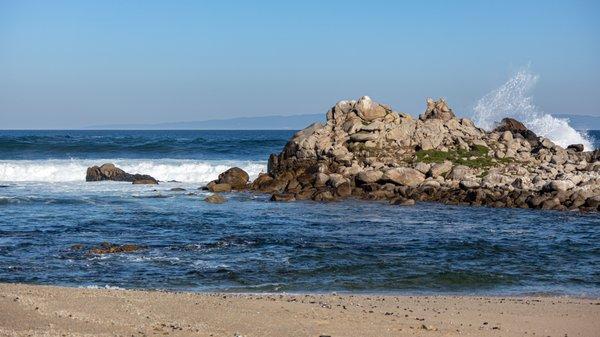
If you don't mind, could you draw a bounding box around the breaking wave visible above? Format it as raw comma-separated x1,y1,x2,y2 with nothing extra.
0,159,266,183
473,69,594,150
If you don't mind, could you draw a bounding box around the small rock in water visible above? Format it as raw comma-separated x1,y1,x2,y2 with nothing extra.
88,242,142,255
205,194,226,204
170,187,186,191
207,181,232,192
132,177,158,185
271,193,296,202
391,197,415,206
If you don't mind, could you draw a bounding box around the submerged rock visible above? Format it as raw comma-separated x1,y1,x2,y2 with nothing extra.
88,242,142,255
132,177,158,185
204,194,226,204
271,193,296,202
391,197,416,206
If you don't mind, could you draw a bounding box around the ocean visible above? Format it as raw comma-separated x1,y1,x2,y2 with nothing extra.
0,129,599,296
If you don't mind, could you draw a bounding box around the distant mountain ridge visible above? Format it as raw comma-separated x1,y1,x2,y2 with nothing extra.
86,112,599,131
554,114,600,130
87,114,325,130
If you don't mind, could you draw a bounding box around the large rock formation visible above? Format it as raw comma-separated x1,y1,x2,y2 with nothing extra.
243,96,599,212
204,167,250,192
86,163,158,184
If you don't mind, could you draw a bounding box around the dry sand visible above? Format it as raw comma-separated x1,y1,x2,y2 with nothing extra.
0,283,598,337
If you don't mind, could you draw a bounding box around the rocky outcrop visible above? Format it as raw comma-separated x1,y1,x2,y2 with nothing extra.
86,163,158,184
419,98,455,122
216,96,599,212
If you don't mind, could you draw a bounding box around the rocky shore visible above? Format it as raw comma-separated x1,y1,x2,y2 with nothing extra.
209,96,598,212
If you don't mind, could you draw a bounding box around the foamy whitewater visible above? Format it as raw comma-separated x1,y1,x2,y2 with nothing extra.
0,129,289,183
0,159,265,183
473,69,593,150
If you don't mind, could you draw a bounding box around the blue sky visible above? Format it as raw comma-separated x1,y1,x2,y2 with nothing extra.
0,0,599,128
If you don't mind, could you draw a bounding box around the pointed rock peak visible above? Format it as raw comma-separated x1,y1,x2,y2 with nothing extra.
419,97,455,121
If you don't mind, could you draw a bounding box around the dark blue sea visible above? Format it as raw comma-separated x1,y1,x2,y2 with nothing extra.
0,130,599,296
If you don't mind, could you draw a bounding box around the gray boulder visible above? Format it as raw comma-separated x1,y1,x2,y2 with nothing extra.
382,168,425,187
355,96,388,121
357,170,383,184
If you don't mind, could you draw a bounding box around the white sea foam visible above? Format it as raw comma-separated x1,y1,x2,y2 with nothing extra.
0,159,266,183
80,285,125,290
473,69,594,150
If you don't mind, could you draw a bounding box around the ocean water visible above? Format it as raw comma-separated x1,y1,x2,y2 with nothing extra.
0,130,599,296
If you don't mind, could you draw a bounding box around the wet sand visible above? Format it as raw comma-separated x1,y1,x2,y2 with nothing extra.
1,283,598,337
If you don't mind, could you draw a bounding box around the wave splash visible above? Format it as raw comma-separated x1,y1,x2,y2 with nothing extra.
473,69,593,150
0,159,266,183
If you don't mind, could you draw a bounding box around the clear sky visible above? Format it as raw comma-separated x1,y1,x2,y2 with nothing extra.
1,0,599,128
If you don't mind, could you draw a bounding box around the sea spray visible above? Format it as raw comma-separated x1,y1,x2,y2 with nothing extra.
473,69,593,150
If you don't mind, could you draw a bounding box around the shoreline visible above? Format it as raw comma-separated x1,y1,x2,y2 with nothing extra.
62,283,600,300
2,283,599,337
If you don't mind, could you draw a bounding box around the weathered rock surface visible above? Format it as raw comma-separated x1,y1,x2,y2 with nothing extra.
86,163,158,184
493,118,539,146
221,96,599,212
567,144,584,152
204,167,250,192
217,167,250,189
382,168,425,187
419,98,455,121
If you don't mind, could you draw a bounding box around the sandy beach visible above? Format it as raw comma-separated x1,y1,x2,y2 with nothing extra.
0,283,598,337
